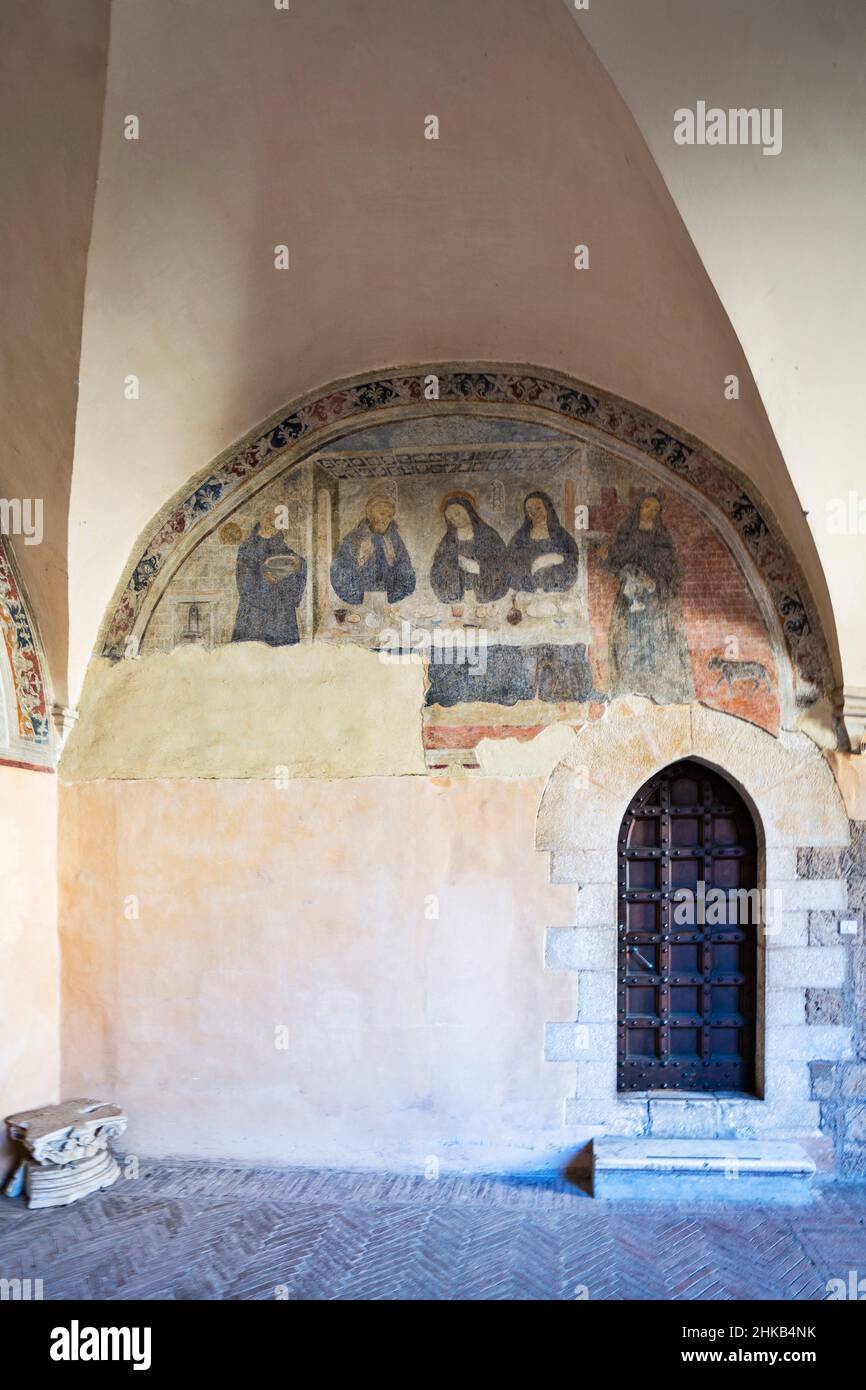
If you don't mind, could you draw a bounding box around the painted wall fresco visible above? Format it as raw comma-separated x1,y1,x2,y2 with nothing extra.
102,370,829,714
0,537,51,759
139,417,780,762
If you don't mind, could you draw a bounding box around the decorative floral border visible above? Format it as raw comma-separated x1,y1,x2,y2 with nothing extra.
100,367,831,700
0,538,50,746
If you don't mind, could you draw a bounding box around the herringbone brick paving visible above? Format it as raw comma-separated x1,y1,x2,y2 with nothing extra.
1,1161,864,1300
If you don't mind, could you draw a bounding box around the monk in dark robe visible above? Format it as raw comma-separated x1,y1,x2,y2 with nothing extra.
605,492,694,703
232,514,307,645
507,491,579,594
330,495,415,605
429,493,508,604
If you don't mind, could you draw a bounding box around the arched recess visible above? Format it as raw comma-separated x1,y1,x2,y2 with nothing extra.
536,698,850,1141
0,538,52,769
96,364,838,738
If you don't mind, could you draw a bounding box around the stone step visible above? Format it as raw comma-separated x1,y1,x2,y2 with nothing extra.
593,1138,816,1205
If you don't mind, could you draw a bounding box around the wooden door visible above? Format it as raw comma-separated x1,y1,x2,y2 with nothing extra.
617,760,758,1093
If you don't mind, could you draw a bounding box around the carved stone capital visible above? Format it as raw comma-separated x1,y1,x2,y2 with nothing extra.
50,703,79,747
4,1099,127,1207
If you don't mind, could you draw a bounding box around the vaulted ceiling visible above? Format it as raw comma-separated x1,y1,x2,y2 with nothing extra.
2,0,862,715
569,0,866,697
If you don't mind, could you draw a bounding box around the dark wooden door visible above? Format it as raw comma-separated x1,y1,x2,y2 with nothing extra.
617,760,757,1093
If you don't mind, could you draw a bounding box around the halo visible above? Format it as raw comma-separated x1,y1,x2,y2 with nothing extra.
439,489,478,515
364,493,396,518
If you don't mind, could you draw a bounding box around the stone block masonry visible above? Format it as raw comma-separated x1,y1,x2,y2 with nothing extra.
799,821,866,1177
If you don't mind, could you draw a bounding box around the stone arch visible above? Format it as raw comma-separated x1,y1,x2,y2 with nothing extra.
537,700,848,859
96,364,837,732
0,538,52,768
535,698,850,1142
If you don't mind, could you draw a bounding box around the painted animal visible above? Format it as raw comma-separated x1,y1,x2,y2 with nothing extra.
707,655,772,695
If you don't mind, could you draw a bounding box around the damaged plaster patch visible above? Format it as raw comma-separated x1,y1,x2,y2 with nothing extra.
474,694,686,780
61,644,427,782
475,721,579,778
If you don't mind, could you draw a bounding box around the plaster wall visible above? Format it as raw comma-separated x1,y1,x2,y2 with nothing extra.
59,776,580,1172
61,645,428,782
827,754,866,823
57,700,854,1172
0,765,59,1165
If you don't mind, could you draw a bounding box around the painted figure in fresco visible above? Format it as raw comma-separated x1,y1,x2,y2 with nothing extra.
429,492,509,604
329,495,415,606
506,491,580,594
605,492,694,703
231,513,307,646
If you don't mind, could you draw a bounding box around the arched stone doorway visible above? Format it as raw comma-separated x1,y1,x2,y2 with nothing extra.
617,759,758,1095
537,699,850,1142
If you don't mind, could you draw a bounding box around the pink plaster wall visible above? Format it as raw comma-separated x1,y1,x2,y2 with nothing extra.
0,765,59,1164
59,776,580,1172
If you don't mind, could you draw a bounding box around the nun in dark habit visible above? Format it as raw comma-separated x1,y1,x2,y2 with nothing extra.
605,491,694,703
506,491,580,594
231,514,307,646
429,493,509,604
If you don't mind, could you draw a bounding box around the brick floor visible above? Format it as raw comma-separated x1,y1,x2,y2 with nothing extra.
1,1162,865,1300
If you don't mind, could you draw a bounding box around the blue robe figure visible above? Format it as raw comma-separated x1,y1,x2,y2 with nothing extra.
330,495,415,605
507,491,579,594
429,493,508,604
232,520,307,645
